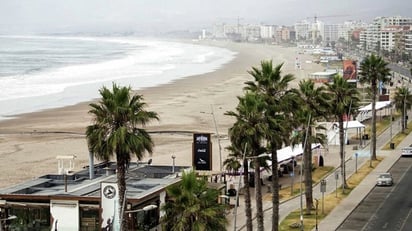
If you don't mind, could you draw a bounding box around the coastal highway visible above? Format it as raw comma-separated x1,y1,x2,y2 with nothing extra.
337,156,412,231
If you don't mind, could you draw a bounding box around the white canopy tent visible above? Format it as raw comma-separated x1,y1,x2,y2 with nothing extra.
263,143,322,167
333,120,365,130
357,101,391,122
358,101,391,111
329,120,365,146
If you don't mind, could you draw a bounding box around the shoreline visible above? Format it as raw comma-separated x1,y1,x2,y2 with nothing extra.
0,40,323,188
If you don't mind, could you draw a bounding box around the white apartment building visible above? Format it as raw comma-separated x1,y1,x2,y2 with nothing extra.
260,25,276,39
323,24,339,42
294,20,311,41
380,26,403,51
406,31,412,52
360,16,412,52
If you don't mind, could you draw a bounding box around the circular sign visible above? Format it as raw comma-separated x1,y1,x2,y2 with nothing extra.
103,185,116,199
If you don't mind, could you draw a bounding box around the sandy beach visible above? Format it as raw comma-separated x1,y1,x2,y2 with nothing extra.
0,40,323,189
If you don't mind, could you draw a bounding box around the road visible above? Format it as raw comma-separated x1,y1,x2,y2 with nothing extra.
388,63,411,79
337,157,412,231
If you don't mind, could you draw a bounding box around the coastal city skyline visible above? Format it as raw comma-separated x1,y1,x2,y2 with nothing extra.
1,0,412,34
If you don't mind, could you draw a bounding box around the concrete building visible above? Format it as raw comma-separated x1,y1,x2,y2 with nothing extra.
275,26,292,42
294,20,311,41
260,25,276,40
406,31,412,52
380,26,404,52
323,24,340,42
360,16,412,52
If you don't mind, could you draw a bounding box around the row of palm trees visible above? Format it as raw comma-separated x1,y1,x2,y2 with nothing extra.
224,54,411,231
83,54,411,230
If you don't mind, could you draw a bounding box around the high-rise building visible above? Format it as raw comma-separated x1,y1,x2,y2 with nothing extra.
294,20,311,41
360,16,412,52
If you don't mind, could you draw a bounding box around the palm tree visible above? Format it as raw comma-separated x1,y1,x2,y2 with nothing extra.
161,171,228,231
86,83,159,230
295,79,330,214
359,54,391,161
244,60,297,231
225,93,267,231
393,86,412,132
325,75,360,189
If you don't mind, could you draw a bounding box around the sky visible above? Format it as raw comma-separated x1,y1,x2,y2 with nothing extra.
1,0,412,34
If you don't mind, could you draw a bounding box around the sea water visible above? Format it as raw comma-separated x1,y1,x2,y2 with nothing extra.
0,35,236,119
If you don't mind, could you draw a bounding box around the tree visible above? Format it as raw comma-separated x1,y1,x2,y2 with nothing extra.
244,61,297,231
325,75,360,189
161,171,228,231
295,79,330,214
359,54,391,161
225,93,267,231
393,86,412,132
86,83,159,230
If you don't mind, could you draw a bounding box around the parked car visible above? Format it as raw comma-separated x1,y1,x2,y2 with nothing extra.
376,173,393,186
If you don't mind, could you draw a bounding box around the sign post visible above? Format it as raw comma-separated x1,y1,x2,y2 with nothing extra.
320,179,326,214
355,152,358,173
335,171,339,198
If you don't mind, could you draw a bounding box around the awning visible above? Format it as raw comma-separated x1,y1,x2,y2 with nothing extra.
264,143,322,167
358,101,391,111
333,120,365,129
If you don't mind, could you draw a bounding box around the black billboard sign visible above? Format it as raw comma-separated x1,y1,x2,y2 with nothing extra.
192,133,212,171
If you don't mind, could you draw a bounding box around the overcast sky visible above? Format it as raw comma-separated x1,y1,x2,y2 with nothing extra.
1,0,411,34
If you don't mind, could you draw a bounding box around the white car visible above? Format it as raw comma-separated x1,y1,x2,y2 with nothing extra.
376,173,393,186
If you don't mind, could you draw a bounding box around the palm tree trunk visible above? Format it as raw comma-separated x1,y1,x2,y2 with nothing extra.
371,83,377,160
254,160,264,231
339,119,348,189
243,158,253,231
304,128,313,214
117,156,127,230
271,148,280,231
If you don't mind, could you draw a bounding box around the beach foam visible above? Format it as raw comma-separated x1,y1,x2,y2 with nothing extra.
0,36,237,119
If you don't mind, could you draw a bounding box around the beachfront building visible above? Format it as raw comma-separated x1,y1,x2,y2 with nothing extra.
360,16,412,53
294,20,311,41
0,159,191,230
260,24,276,40
275,26,292,43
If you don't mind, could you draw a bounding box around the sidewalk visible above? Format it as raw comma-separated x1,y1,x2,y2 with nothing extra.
226,113,410,231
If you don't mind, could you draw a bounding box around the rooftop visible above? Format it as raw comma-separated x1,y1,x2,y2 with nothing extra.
0,161,188,202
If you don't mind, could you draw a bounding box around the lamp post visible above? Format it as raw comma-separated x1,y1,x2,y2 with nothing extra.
300,114,311,231
200,105,223,172
290,156,295,196
233,144,247,231
171,155,176,173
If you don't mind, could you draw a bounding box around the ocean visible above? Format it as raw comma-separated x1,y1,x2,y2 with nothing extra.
0,35,236,119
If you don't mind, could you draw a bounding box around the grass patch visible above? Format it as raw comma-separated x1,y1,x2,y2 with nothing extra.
382,121,412,150
277,166,334,201
279,158,382,230
364,116,391,136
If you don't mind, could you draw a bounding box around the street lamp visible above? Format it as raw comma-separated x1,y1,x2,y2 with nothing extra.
171,155,176,173
300,114,311,231
290,156,295,196
200,105,223,172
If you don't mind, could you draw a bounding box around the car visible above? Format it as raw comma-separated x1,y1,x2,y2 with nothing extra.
376,173,393,186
